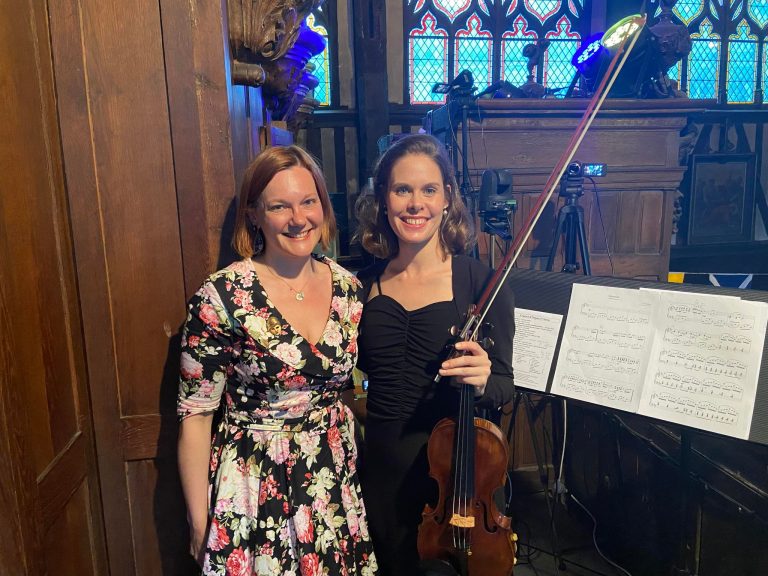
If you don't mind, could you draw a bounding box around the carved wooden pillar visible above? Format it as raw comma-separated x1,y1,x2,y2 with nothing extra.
226,0,325,123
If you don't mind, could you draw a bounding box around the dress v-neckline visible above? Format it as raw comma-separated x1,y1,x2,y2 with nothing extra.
249,256,337,352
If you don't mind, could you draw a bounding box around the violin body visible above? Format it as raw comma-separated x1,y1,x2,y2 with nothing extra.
418,416,516,576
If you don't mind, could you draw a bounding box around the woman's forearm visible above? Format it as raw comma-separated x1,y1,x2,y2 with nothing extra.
178,414,214,535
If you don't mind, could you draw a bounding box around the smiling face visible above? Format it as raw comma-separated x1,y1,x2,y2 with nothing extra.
385,153,449,254
251,166,324,261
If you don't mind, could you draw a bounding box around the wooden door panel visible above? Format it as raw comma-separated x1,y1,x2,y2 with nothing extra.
0,0,107,573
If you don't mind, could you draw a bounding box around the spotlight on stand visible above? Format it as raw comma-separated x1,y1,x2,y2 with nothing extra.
570,32,608,96
600,14,659,98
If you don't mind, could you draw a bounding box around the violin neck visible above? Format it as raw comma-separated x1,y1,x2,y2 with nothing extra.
453,383,476,502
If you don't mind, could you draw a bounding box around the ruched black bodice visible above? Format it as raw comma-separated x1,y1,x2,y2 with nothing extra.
358,294,460,427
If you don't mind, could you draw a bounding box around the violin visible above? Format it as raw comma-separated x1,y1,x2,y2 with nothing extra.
418,377,516,576
416,13,647,575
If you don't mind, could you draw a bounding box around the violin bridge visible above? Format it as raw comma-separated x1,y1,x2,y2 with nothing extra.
448,513,476,528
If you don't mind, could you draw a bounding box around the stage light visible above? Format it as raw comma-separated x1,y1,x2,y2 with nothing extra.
571,32,608,94
602,14,643,49
595,14,658,98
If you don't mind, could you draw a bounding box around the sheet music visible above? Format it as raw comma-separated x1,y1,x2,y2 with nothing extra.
512,308,563,392
638,292,768,439
551,284,657,412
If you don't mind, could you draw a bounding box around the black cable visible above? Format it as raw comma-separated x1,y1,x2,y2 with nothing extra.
569,494,634,576
586,176,615,275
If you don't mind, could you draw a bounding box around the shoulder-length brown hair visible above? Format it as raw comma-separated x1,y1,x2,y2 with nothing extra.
356,134,474,259
232,145,336,259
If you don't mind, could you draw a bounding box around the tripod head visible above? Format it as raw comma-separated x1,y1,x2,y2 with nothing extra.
559,162,586,202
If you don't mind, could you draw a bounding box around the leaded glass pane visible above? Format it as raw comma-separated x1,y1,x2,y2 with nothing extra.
433,0,472,22
749,0,768,28
544,40,579,94
524,0,562,25
688,19,720,99
543,16,580,97
727,20,758,103
674,0,705,24
409,12,448,104
411,36,449,103
502,39,534,85
668,61,681,82
455,14,493,92
502,15,537,86
307,14,330,106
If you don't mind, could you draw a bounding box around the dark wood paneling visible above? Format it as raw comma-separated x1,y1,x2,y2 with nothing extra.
127,458,199,576
0,0,107,573
44,485,98,576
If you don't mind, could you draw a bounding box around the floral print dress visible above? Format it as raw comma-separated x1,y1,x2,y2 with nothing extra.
178,256,378,576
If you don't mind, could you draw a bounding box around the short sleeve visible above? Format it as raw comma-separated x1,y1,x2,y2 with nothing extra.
177,280,234,420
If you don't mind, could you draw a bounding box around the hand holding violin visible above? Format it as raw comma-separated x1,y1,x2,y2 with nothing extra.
438,340,491,397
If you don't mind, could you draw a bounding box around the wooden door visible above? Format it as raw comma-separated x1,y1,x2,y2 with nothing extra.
0,1,107,573
44,1,263,573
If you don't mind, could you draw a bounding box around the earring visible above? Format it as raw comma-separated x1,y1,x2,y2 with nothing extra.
443,207,448,215
249,221,264,255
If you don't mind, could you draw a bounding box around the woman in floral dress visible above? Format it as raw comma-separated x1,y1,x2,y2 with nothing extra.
178,145,378,576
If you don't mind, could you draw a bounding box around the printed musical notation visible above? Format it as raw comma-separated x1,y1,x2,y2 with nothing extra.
571,326,647,349
550,283,768,440
666,304,754,330
640,290,767,440
663,327,751,353
648,392,738,426
557,374,634,404
657,350,746,379
512,309,564,392
652,372,743,400
565,350,641,375
580,303,649,325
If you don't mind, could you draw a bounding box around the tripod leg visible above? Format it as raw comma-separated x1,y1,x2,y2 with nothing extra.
545,207,568,272
575,207,591,275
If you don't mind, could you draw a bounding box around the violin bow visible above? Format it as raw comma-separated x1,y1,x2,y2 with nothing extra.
455,13,648,347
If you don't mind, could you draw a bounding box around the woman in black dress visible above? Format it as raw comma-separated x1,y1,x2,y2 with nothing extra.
355,134,515,576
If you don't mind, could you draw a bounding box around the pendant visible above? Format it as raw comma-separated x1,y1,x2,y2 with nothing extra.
295,291,305,301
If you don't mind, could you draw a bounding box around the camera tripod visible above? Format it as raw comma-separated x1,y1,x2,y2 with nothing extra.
545,178,591,275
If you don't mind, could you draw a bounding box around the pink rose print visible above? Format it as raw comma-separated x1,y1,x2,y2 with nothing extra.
300,552,321,576
208,517,230,551
322,324,343,347
180,352,203,380
274,342,302,365
187,335,200,348
225,547,251,576
349,300,363,324
294,504,314,543
198,303,220,328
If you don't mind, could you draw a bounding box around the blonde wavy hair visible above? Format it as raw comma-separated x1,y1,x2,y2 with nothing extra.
232,145,336,259
356,134,474,259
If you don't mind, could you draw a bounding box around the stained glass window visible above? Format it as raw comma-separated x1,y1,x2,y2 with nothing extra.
455,13,494,93
544,15,581,95
502,15,538,86
645,0,768,104
410,12,450,104
307,14,331,106
405,0,585,104
688,19,721,100
726,19,758,103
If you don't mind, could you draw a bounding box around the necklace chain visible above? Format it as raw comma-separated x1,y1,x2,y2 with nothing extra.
263,261,314,301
